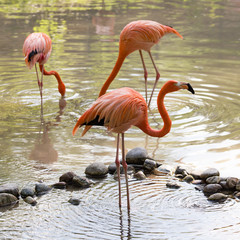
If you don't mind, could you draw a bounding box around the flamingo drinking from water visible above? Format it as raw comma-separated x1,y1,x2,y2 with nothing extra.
99,20,183,107
73,80,195,210
23,32,66,99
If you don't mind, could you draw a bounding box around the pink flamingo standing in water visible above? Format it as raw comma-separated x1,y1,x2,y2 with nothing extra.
23,33,66,101
73,80,195,210
99,20,183,106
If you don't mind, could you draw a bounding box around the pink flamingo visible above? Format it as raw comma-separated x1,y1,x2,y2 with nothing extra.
73,80,195,210
23,32,65,99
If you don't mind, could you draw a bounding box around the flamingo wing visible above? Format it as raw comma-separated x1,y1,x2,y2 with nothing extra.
73,87,147,136
23,32,52,69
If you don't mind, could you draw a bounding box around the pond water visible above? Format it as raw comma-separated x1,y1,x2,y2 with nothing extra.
0,0,240,239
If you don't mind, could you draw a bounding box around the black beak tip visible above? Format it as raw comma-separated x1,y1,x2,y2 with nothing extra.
187,83,195,94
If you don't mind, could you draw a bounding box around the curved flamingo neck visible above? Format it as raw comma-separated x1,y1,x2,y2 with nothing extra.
98,50,128,97
138,87,172,137
39,64,65,96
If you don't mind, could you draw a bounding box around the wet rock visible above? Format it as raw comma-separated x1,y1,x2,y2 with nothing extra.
85,162,108,178
166,181,181,189
52,182,67,189
126,147,149,165
143,159,157,171
0,193,18,207
20,187,35,198
192,180,203,185
0,184,20,198
68,198,81,205
24,196,37,206
206,176,221,184
200,168,220,181
219,181,228,190
208,193,228,202
175,174,184,179
226,177,238,189
183,175,195,183
175,166,188,178
72,176,92,188
35,183,51,196
152,168,170,176
134,171,146,180
108,162,124,174
234,192,240,199
203,184,222,194
195,184,205,192
59,172,77,185
236,180,240,191
189,171,201,180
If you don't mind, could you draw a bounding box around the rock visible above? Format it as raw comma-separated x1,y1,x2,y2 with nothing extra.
189,171,201,180
35,183,51,195
175,166,188,178
0,193,18,207
0,184,20,198
234,192,240,199
166,181,181,189
134,171,146,180
219,181,228,190
203,184,222,194
126,147,149,165
192,180,203,185
52,182,67,189
72,176,92,188
20,187,35,198
175,174,184,179
59,172,77,185
183,175,195,183
143,159,157,171
195,184,205,192
226,177,238,189
152,168,170,176
68,198,81,205
24,196,37,206
200,168,220,181
85,162,108,178
236,180,240,191
208,193,228,202
108,162,124,174
206,176,221,184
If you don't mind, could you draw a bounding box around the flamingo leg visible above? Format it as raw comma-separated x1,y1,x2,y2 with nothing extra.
121,133,130,211
139,50,148,104
116,133,122,209
147,51,160,108
39,64,44,116
35,64,41,93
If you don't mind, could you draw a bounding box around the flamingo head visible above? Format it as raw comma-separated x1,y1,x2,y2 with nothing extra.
163,80,195,94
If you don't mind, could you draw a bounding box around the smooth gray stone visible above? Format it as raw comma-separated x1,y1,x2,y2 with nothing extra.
200,168,220,181
85,162,108,177
0,193,18,207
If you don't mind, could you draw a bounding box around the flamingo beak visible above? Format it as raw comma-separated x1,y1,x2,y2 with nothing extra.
179,82,195,94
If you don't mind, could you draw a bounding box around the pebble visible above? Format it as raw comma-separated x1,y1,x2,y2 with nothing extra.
20,187,35,198
183,175,195,183
68,198,81,206
200,168,220,181
208,193,228,202
175,166,188,178
143,159,157,171
52,182,67,189
226,177,238,189
35,183,51,196
72,176,92,188
0,193,18,207
0,184,19,198
203,184,222,194
59,172,77,185
206,176,221,184
166,181,181,189
85,162,108,178
108,162,124,174
24,196,37,206
134,171,146,180
126,147,149,165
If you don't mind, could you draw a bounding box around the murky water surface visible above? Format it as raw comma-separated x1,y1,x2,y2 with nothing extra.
0,0,240,239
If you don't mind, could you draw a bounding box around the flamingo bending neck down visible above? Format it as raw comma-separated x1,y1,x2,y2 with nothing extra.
23,32,66,100
73,80,195,210
98,20,183,107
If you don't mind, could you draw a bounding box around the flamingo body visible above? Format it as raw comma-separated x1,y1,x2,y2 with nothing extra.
23,32,65,97
99,20,183,107
73,80,195,210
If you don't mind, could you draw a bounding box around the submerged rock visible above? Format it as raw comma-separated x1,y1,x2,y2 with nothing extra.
0,184,19,198
200,168,220,181
85,162,108,178
68,198,81,206
126,147,149,165
24,196,37,206
143,159,157,171
166,181,181,189
52,182,67,189
0,193,18,207
183,175,195,183
203,184,222,194
72,176,92,188
134,171,146,180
